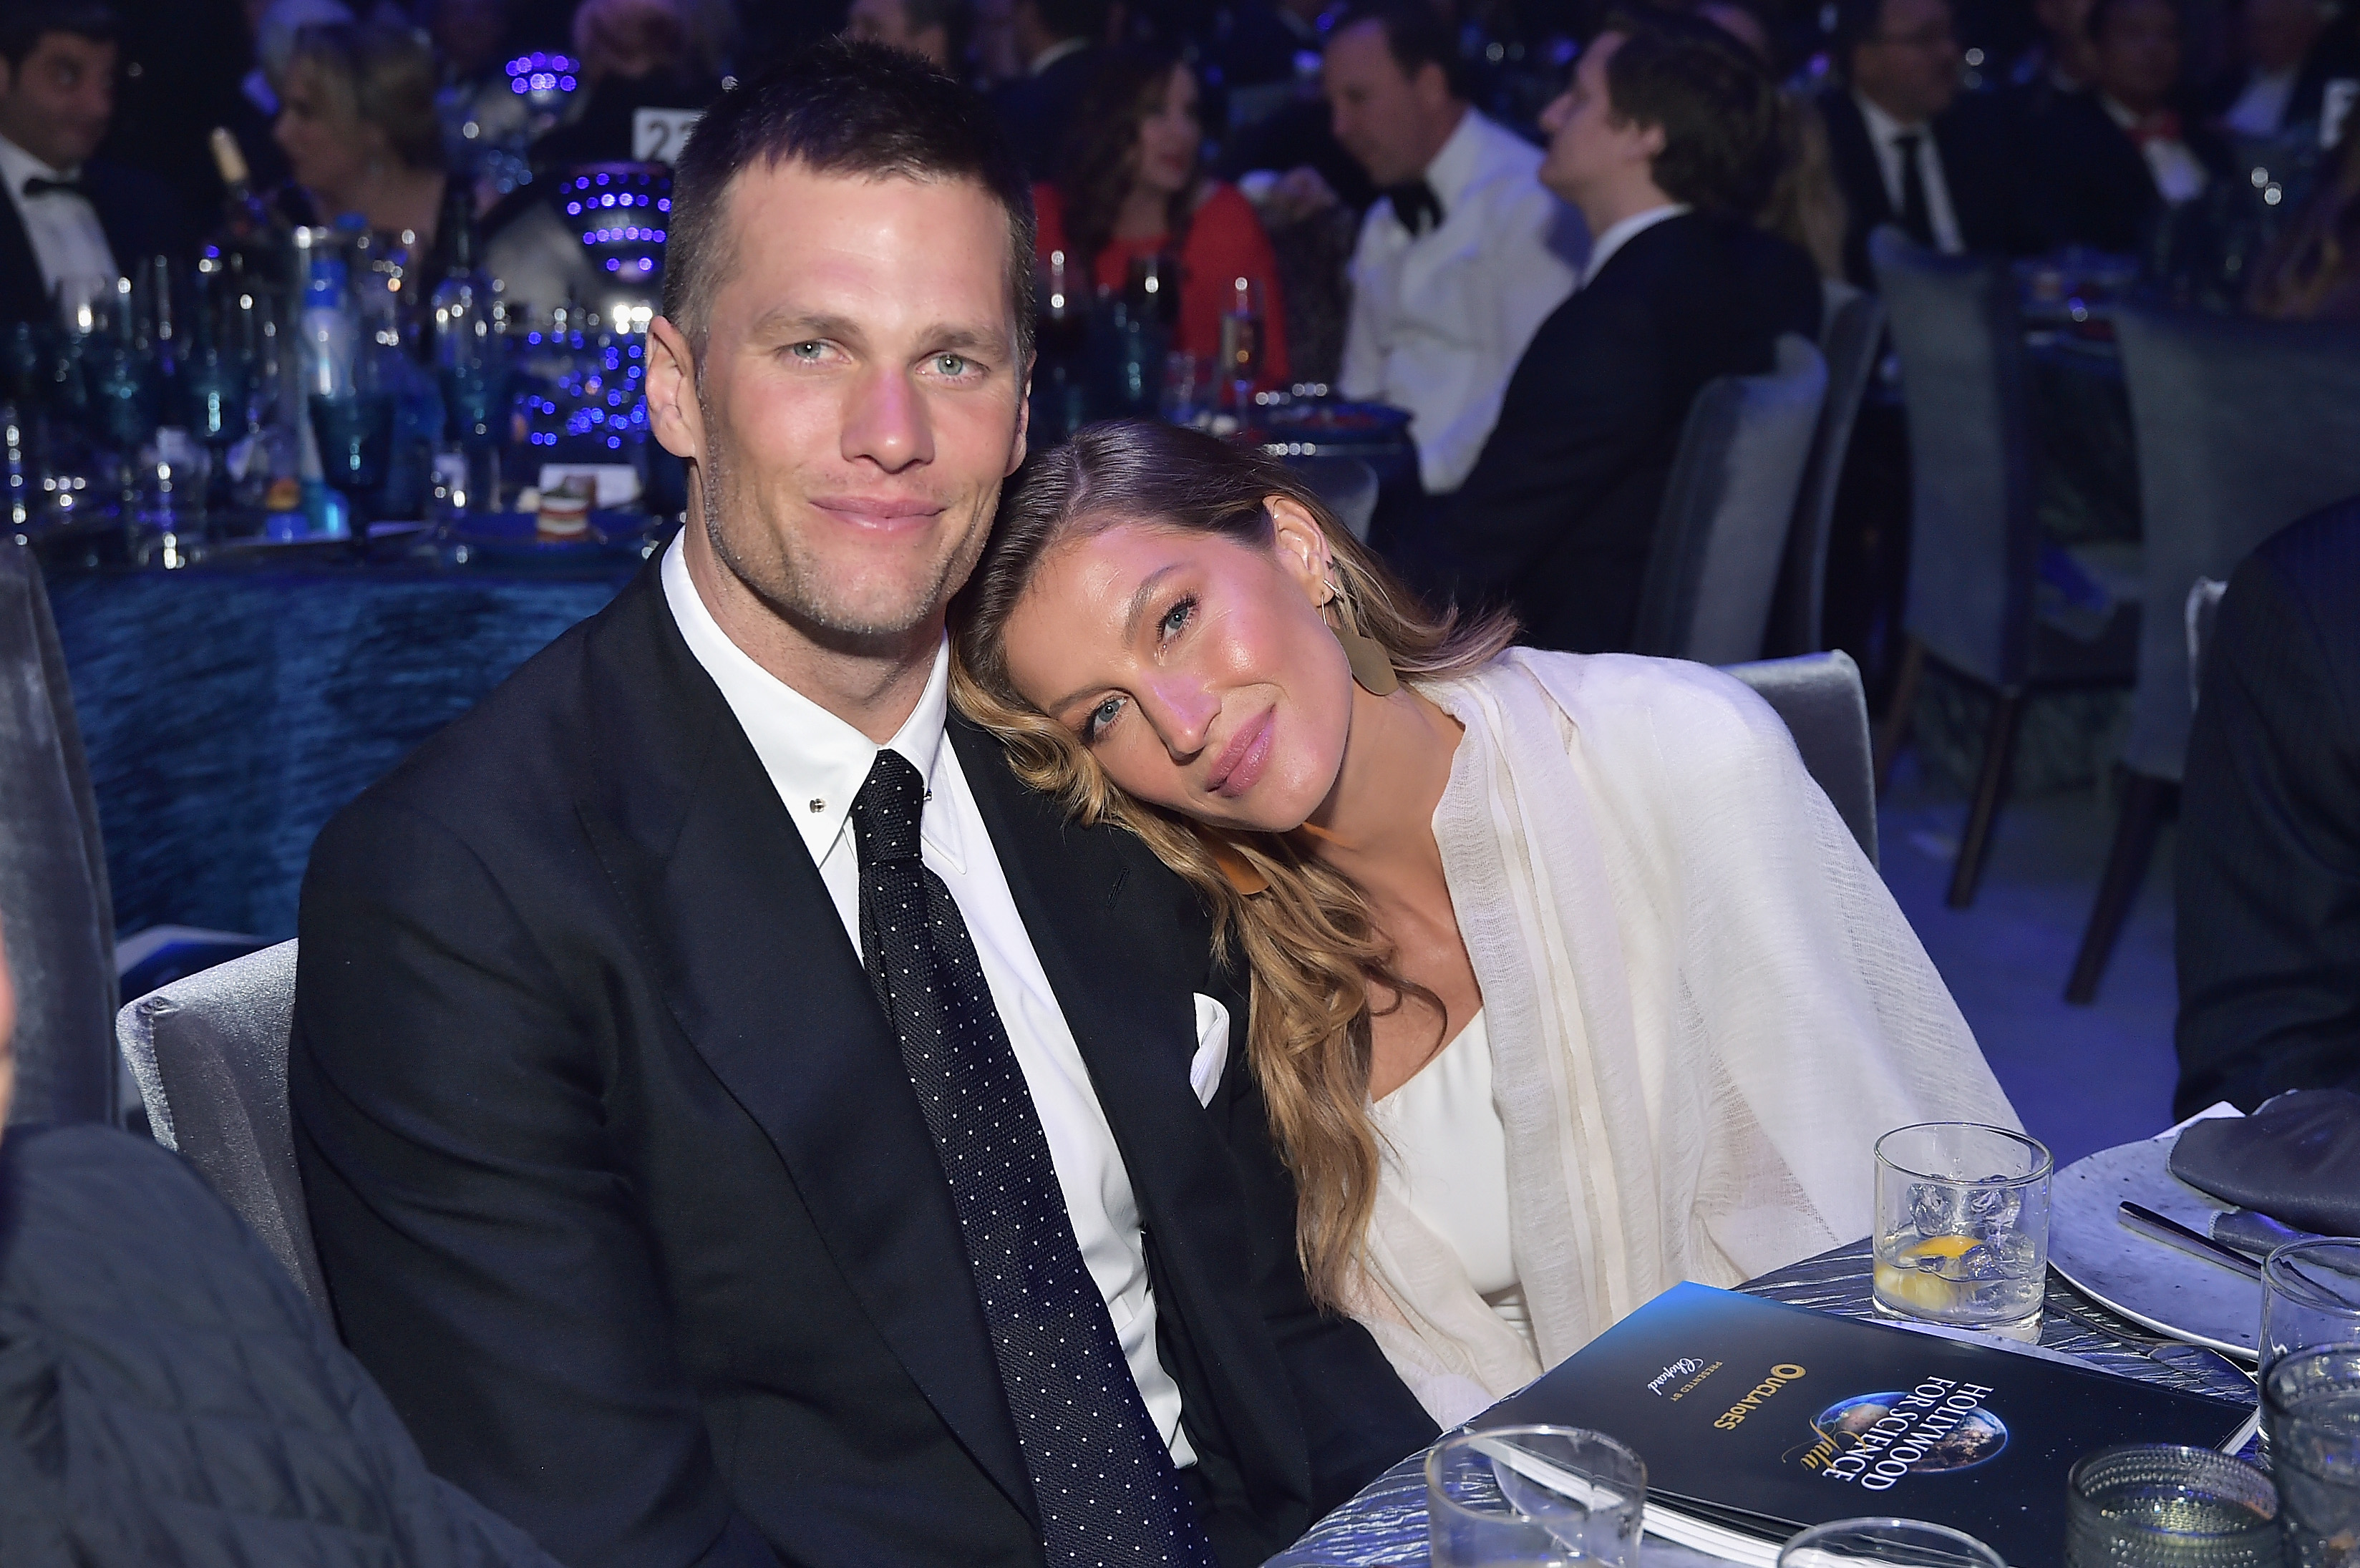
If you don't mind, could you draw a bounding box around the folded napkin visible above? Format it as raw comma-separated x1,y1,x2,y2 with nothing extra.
2170,1089,2360,1237
2211,1207,2322,1259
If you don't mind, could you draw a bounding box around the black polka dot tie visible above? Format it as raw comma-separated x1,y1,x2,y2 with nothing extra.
850,751,1217,1568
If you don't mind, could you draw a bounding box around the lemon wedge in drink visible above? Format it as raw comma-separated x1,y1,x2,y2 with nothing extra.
1874,1234,1981,1315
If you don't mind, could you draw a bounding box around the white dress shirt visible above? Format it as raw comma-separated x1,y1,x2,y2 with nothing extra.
659,535,1198,1466
2103,94,2210,206
1339,108,1586,495
1855,93,1965,254
0,132,117,323
2224,67,2299,137
1580,202,1691,288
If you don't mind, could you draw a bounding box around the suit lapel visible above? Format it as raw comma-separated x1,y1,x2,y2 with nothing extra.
571,577,1034,1521
949,718,1313,1523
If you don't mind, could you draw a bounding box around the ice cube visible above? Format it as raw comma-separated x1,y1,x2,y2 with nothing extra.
1963,1179,2021,1237
1958,1232,2037,1280
1909,1182,1963,1237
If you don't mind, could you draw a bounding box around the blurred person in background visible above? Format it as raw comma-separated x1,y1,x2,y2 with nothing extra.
1699,1,1850,283
844,0,970,72
1328,0,1584,500
0,923,564,1566
2031,0,2230,253
2211,0,2329,135
1819,0,2039,286
989,0,1106,176
0,0,185,328
529,0,715,169
2247,120,2360,315
2013,0,2098,102
273,21,452,245
1399,9,1821,653
2173,497,2360,1119
1037,49,1292,384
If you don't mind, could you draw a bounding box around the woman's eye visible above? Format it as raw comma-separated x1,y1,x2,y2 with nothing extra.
1157,596,1195,643
1083,696,1126,741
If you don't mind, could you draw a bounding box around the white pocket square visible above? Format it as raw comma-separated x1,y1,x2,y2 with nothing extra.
1189,993,1231,1107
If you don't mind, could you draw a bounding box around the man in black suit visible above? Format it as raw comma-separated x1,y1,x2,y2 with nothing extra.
2026,0,2233,254
2173,497,2360,1121
1818,0,2041,288
291,42,1433,1568
0,0,186,327
1392,11,1821,653
987,0,1103,179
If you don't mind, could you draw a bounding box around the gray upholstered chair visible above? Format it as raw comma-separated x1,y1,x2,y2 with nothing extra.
1767,280,1887,658
1722,651,1880,867
1,540,118,1127
2062,306,2360,1001
1295,455,1381,543
117,938,327,1312
1868,227,2139,909
1631,334,1829,665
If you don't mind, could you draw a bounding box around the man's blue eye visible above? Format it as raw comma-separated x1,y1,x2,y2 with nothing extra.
936,354,969,376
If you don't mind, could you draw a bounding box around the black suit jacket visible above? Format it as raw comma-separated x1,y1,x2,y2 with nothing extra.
1819,87,2044,288
1394,210,1822,654
0,156,190,327
990,45,1102,182
2173,497,2360,1121
2020,88,2234,255
289,564,1435,1568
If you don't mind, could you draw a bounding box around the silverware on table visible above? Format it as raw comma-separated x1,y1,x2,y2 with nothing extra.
2117,1202,2264,1281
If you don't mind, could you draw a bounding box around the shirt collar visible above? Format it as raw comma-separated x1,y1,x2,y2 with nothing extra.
1418,105,1485,217
1854,91,1929,147
1582,203,1689,286
659,530,953,871
1029,36,1089,74
0,132,72,193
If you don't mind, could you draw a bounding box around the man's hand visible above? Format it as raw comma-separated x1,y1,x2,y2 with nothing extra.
1240,165,1341,226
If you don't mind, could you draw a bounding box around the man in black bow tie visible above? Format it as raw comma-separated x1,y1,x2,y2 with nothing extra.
1325,0,1586,500
0,1,185,328
291,39,1434,1568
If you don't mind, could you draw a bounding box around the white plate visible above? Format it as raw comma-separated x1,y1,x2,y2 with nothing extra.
2048,1131,2262,1360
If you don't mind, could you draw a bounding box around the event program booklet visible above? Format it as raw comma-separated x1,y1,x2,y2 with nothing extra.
1479,1282,2257,1567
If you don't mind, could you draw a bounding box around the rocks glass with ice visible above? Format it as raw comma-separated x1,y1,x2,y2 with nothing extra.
1872,1123,2053,1334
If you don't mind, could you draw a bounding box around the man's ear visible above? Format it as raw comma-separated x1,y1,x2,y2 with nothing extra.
1413,59,1453,112
644,315,704,462
1634,119,1669,164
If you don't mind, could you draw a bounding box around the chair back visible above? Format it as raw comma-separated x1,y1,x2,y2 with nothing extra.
1295,455,1381,543
2185,577,2227,714
1722,651,1880,867
117,938,326,1311
1767,280,1886,656
2114,305,2360,781
0,540,117,1126
1870,227,2039,688
1632,334,1829,664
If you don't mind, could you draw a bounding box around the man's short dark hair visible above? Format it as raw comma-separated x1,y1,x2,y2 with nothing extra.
1598,9,1784,215
0,0,118,72
1330,0,1468,99
661,38,1036,364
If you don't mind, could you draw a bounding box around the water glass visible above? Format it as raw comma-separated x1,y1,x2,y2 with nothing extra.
1873,1122,2052,1332
1780,1517,2006,1568
2064,1445,2281,1568
1217,275,1263,409
2264,1345,2360,1568
2263,1242,2360,1371
1160,351,1211,426
1427,1426,1646,1568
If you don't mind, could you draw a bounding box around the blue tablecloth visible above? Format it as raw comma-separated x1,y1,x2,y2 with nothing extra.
48,555,648,941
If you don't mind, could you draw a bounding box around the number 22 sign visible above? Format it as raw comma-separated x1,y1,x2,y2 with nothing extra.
633,107,704,165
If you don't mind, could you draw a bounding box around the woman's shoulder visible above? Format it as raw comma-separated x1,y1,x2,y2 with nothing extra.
1463,648,1794,764
1187,182,1271,245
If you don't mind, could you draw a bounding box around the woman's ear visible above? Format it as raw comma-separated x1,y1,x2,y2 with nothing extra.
1266,496,1334,605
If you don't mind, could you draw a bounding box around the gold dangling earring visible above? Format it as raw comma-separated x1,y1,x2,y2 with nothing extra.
1324,575,1399,696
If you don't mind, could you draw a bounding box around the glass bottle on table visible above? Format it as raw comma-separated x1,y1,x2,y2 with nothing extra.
430,181,501,517
1218,275,1263,415
295,228,379,535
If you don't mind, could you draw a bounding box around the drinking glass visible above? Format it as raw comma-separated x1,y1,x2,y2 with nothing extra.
2063,1445,2281,1568
2263,1345,2360,1568
1217,275,1263,411
2263,1241,2360,1371
1125,250,1180,327
1160,351,1211,427
1426,1426,1645,1568
1779,1517,2006,1568
1873,1123,2052,1332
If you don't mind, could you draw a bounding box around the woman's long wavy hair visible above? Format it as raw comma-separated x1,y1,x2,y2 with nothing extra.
1057,49,1198,282
952,422,1515,1309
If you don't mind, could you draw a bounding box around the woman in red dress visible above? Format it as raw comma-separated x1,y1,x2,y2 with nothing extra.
1035,49,1292,388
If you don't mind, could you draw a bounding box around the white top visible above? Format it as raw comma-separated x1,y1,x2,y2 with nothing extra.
1581,203,1692,288
1338,109,1585,495
0,132,117,323
659,535,1197,1466
1371,1011,1533,1348
1855,93,1965,254
2103,95,2211,206
2224,67,2298,137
